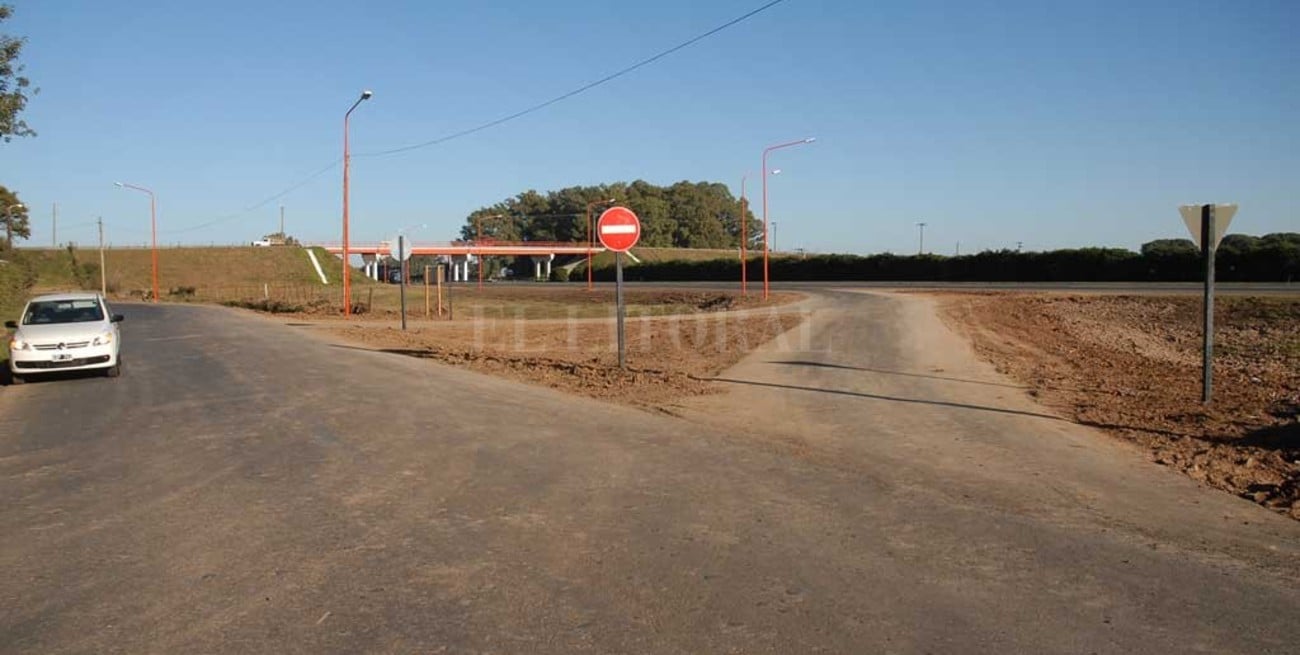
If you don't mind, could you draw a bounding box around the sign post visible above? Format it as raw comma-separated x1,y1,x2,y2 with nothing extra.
597,207,641,370
436,264,445,317
390,236,413,331
1179,203,1237,404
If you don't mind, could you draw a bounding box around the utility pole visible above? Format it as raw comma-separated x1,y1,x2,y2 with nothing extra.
279,205,285,236
956,241,961,256
916,222,927,255
97,217,106,295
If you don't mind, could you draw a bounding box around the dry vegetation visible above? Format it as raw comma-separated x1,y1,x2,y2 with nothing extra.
939,293,1300,519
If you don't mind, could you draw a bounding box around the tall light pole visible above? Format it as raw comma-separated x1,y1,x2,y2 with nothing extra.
762,137,814,300
586,198,615,291
342,89,373,317
739,175,748,296
114,183,158,302
3,203,23,249
474,213,507,290
916,222,927,255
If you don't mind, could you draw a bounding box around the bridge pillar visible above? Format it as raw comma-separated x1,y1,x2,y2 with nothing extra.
530,254,555,282
360,254,378,281
450,255,473,283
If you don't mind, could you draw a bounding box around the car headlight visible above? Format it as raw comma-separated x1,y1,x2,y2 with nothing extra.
93,331,114,346
9,335,30,351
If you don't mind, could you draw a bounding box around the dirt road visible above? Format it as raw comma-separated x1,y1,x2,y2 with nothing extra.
1,296,1297,653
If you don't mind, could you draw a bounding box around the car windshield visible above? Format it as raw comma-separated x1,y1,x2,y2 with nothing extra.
22,300,105,325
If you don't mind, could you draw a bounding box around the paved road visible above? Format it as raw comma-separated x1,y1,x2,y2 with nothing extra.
1,298,1298,654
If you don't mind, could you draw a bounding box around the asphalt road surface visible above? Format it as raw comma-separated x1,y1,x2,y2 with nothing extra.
2,296,1298,654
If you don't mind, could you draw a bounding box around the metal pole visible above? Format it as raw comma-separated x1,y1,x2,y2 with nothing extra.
477,216,484,290
150,192,158,303
762,150,770,300
615,251,626,370
98,217,106,296
342,109,352,316
399,235,407,331
424,265,431,318
740,176,748,296
341,91,371,317
437,265,444,317
587,205,595,291
1201,204,1216,404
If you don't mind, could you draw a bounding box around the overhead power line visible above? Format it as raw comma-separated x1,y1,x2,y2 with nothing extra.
358,0,789,158
159,0,789,235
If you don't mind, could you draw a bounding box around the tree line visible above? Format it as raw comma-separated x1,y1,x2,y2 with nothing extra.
461,180,759,249
586,234,1300,283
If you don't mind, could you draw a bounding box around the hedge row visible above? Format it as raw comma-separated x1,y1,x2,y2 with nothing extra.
590,247,1300,283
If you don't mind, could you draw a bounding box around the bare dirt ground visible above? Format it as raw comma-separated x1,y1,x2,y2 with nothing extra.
268,289,807,408
937,292,1300,519
234,286,796,320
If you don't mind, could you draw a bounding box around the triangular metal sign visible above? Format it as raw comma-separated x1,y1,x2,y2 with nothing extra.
1179,204,1237,249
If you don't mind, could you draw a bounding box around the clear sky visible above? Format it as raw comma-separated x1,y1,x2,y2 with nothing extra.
4,0,1297,254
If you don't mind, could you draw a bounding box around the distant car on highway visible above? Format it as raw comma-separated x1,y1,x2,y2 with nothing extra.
6,292,124,384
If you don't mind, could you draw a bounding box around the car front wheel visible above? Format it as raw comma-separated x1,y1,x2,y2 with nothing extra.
9,372,25,385
104,361,121,378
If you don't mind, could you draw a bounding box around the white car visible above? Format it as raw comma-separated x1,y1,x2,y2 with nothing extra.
6,292,124,384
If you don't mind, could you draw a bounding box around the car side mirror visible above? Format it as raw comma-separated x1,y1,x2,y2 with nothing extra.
111,314,125,323
3,320,15,329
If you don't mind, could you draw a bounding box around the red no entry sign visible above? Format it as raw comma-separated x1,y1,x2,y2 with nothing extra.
597,206,641,253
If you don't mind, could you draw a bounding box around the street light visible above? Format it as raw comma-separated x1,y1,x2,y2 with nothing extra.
474,213,507,289
3,203,23,249
761,137,814,299
342,89,373,317
114,182,159,303
739,175,749,296
586,198,616,291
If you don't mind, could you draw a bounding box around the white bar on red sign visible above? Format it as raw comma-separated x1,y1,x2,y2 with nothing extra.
601,225,637,234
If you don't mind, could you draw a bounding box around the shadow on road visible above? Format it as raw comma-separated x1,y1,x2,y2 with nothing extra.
711,376,1068,422
769,359,1030,390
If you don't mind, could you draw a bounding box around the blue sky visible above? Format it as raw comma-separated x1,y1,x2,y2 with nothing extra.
4,0,1296,254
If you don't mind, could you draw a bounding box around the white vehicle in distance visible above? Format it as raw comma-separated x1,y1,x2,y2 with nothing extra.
6,292,124,384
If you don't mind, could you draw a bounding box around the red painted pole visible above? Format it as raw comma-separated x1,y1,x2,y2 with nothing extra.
760,138,815,300
477,216,484,290
342,90,371,317
586,204,595,291
149,192,158,303
740,175,747,297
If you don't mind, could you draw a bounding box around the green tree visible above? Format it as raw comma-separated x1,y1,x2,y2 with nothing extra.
1139,238,1197,257
462,179,749,250
1,184,29,248
1,4,37,142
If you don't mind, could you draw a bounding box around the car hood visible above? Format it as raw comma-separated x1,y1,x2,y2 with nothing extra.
16,323,111,342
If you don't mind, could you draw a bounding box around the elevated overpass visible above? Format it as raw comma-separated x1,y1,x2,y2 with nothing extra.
314,241,604,281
